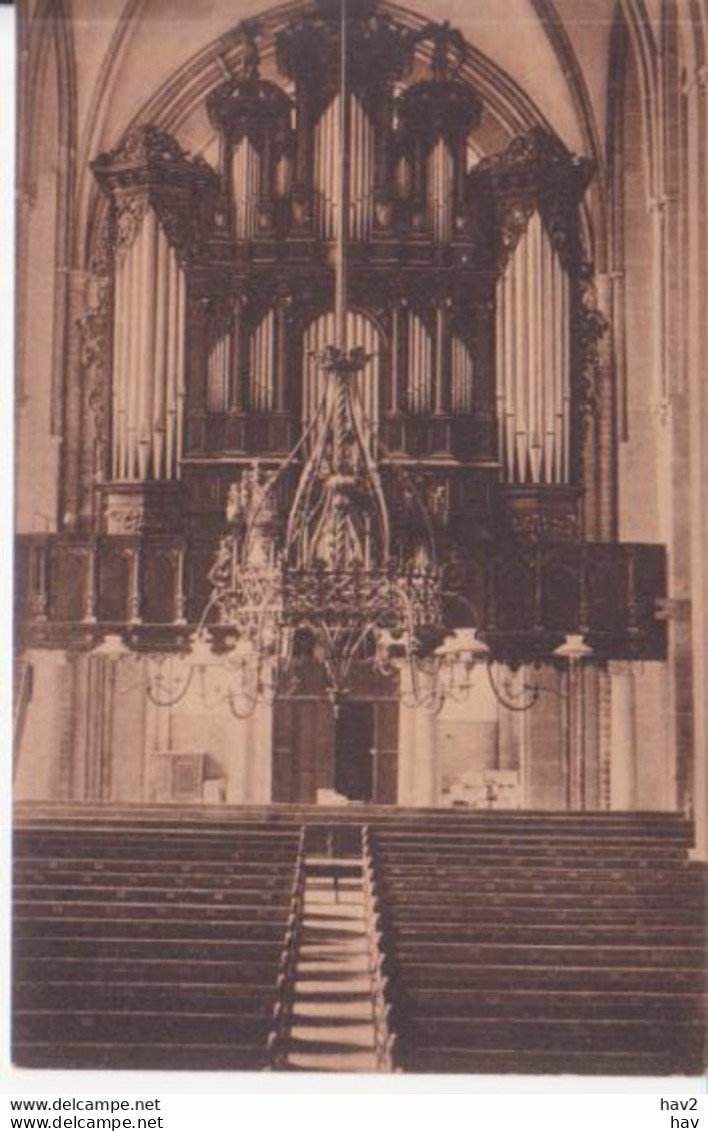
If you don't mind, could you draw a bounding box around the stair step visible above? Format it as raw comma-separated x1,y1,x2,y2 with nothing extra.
285,1051,379,1071
289,1022,375,1048
293,999,373,1020
294,977,373,995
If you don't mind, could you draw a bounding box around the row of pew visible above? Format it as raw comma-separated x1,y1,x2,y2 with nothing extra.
13,804,708,1075
13,813,306,1070
363,811,707,1075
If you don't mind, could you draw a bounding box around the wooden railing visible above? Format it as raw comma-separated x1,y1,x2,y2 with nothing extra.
362,825,397,1072
15,534,667,663
268,825,308,1070
184,411,493,463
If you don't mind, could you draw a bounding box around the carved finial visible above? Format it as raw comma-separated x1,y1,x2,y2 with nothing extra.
411,19,469,80
239,21,261,81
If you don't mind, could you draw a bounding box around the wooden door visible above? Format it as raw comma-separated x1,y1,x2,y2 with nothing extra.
272,698,335,802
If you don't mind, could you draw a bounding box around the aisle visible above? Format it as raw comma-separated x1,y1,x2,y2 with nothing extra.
285,861,378,1072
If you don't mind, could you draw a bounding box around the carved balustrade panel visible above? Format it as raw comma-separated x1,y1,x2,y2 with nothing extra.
16,534,667,663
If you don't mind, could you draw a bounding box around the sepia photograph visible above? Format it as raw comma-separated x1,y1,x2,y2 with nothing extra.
11,0,708,1081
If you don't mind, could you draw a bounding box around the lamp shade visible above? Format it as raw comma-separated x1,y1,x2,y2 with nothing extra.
552,633,593,660
188,631,215,666
435,628,490,661
91,634,131,659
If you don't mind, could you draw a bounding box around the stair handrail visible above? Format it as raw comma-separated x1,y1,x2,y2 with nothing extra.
267,824,307,1069
361,825,398,1072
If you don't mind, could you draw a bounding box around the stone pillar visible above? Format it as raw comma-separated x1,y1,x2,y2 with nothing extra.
413,705,438,807
244,699,274,804
396,668,438,806
14,649,72,801
397,669,416,806
226,699,273,804
597,666,613,810
84,653,116,801
609,660,638,810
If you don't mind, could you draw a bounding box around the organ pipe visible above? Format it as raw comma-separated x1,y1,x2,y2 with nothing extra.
313,94,374,242
451,336,474,414
231,138,261,240
206,325,232,414
495,210,570,484
249,308,276,411
303,311,379,445
111,207,186,481
427,137,454,242
406,311,432,415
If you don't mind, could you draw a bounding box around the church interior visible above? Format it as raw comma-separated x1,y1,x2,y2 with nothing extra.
13,0,708,1075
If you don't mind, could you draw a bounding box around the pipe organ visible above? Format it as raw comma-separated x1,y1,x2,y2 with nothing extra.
111,205,186,482
91,11,596,550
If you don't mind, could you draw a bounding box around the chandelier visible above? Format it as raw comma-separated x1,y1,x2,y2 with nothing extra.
92,2,593,719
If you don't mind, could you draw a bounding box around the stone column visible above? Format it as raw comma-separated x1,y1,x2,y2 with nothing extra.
396,667,417,806
413,703,438,807
226,697,273,804
608,660,638,810
245,699,274,804
396,667,437,806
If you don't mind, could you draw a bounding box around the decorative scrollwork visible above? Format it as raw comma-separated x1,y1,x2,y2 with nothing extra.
575,272,609,426
496,198,536,272
509,511,579,544
78,267,111,464
470,128,594,276
105,508,147,534
114,194,148,257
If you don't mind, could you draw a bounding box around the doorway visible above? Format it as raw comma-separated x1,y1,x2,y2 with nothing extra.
334,702,375,801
